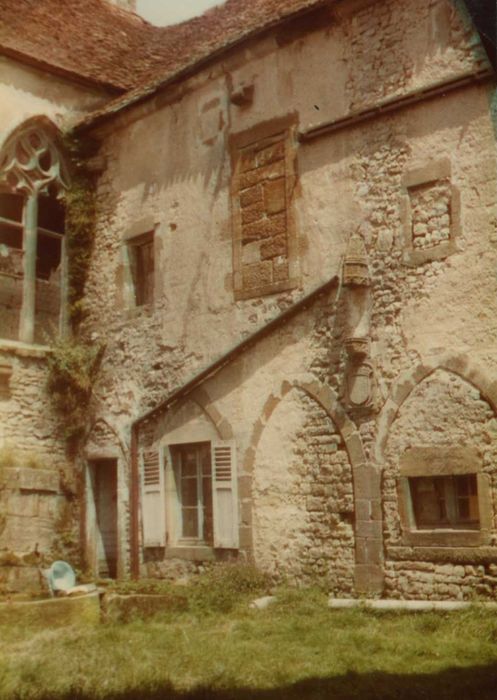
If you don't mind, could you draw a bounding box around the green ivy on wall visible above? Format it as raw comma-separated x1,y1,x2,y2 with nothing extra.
46,135,105,448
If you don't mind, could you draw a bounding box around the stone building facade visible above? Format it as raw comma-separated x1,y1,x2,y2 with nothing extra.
1,0,497,599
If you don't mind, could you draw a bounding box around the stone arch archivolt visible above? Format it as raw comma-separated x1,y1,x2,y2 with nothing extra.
241,378,383,593
190,387,234,441
0,115,70,194
374,353,497,465
247,380,358,590
243,378,365,476
85,417,129,461
149,387,235,445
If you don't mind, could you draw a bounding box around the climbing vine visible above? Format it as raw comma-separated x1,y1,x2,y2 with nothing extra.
63,134,98,332
46,134,104,448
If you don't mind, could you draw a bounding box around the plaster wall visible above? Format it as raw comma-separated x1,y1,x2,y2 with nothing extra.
0,56,110,145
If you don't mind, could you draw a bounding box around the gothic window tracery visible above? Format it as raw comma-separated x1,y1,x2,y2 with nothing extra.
0,122,69,344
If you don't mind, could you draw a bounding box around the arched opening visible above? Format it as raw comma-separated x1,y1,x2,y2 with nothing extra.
252,386,356,594
0,118,70,344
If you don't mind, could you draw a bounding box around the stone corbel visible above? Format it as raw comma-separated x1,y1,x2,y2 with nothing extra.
342,232,375,409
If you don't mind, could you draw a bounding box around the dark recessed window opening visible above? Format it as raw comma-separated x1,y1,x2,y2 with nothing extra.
37,191,65,281
38,190,65,234
409,474,479,530
129,232,154,306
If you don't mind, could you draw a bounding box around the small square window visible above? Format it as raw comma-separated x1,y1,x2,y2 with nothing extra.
128,232,154,306
409,474,479,530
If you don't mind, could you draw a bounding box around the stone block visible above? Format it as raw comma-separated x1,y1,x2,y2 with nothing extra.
3,468,59,493
242,240,262,265
256,141,285,168
365,537,383,566
355,536,368,564
239,184,263,208
260,234,287,260
355,519,383,538
354,564,384,594
306,497,323,512
241,200,265,225
264,178,286,214
242,261,272,289
239,150,258,173
355,498,371,521
242,213,286,242
240,500,253,527
239,160,285,189
238,475,252,500
345,431,365,467
242,219,271,242
354,465,381,499
238,526,252,549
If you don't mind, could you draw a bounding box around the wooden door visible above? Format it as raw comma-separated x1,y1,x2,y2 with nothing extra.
93,459,118,578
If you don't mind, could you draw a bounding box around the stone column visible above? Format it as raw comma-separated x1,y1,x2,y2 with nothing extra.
342,231,384,595
19,193,38,344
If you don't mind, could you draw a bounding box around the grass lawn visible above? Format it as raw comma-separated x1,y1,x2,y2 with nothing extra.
1,586,497,700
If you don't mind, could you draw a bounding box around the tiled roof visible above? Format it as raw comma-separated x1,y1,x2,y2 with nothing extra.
0,0,157,90
1,0,328,95
74,0,330,128
3,0,494,129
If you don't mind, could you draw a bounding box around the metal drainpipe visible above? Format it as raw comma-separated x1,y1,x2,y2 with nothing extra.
130,423,140,579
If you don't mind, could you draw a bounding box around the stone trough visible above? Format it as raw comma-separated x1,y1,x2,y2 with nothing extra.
0,591,101,627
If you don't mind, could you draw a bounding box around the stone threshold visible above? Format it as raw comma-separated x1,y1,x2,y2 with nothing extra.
328,598,497,611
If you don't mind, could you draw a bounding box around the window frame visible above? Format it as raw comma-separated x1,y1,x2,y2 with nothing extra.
123,228,156,310
0,123,69,345
0,186,66,344
397,446,492,547
400,159,462,267
139,438,239,558
170,441,214,546
230,115,300,300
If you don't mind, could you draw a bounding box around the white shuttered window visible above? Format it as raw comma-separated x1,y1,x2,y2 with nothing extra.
141,449,166,547
211,441,239,549
141,441,239,550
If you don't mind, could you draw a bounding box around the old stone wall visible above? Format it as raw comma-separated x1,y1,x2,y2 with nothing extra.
381,370,497,599
0,47,115,578
253,389,354,591
76,0,497,593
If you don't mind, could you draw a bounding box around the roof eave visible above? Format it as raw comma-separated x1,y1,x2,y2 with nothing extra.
0,44,127,94
73,0,335,134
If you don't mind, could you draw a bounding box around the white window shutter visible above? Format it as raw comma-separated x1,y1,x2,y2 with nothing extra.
140,448,166,547
211,441,239,549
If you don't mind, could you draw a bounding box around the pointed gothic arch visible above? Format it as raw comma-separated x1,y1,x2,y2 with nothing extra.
0,117,70,344
243,378,383,594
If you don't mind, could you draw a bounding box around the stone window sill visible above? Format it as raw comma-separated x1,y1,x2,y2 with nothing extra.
0,339,50,358
234,277,299,301
401,529,490,548
165,546,215,561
